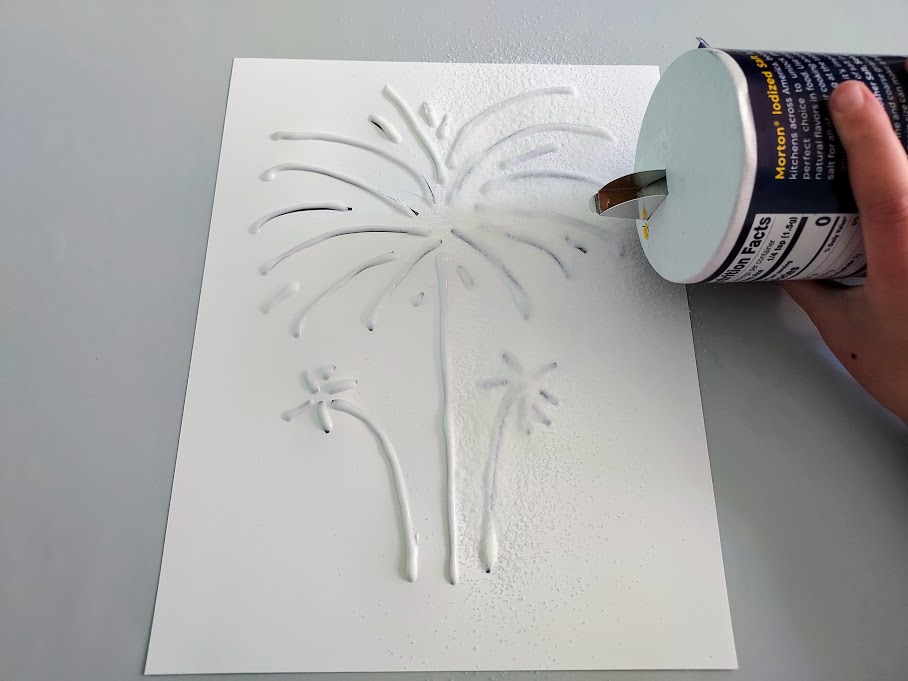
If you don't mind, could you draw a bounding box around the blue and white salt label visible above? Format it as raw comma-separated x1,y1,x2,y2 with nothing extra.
713,213,863,282
705,49,908,282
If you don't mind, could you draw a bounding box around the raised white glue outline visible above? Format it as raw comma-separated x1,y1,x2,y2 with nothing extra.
451,227,530,320
435,253,458,585
479,171,602,198
253,82,615,582
455,264,474,289
365,239,441,331
249,202,352,235
292,252,397,338
282,367,418,582
368,114,402,143
383,85,447,184
446,86,577,169
261,163,417,217
450,124,612,200
474,202,614,250
270,132,435,203
259,226,429,276
480,224,572,279
260,281,301,314
478,352,558,573
498,143,560,171
421,101,439,128
436,113,451,140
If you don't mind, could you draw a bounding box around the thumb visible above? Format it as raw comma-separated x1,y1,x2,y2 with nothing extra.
829,80,908,285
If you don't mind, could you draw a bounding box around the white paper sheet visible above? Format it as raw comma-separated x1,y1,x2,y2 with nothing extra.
145,59,736,674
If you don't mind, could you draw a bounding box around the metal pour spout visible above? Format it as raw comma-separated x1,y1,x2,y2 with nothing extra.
589,169,668,220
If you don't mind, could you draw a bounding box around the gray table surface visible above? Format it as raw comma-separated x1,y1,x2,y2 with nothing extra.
2,1,908,680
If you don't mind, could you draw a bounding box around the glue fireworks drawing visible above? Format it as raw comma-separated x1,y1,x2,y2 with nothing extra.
256,82,613,583
282,365,419,582
477,352,559,573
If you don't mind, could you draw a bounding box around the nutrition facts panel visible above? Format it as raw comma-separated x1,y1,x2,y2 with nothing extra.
711,213,864,282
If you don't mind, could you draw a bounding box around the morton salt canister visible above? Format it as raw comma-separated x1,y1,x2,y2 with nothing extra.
592,47,908,283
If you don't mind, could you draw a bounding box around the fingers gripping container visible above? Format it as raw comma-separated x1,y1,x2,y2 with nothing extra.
595,48,908,283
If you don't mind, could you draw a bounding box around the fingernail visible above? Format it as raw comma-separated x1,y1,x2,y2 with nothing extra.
831,82,865,115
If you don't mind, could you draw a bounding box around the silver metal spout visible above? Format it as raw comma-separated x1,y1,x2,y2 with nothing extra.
590,169,668,220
